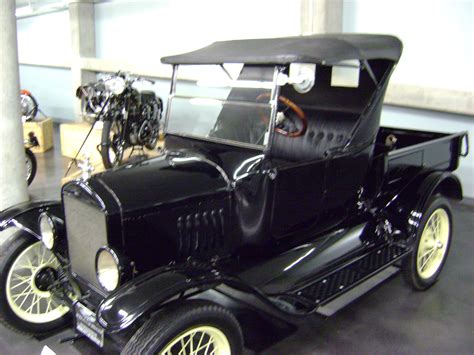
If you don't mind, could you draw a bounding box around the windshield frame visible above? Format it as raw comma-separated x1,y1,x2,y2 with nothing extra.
163,64,281,152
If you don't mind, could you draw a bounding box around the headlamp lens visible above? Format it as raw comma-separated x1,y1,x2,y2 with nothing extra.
96,248,120,292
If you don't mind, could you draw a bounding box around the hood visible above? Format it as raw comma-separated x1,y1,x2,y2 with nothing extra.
86,153,230,214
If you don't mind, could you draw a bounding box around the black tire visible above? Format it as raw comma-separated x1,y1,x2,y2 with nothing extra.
25,148,37,186
20,92,38,122
101,120,125,169
402,195,453,290
0,231,70,335
122,300,244,355
144,98,161,150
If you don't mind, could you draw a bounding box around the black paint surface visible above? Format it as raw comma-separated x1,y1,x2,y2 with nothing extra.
0,124,471,354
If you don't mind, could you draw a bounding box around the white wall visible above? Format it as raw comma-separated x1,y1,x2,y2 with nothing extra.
343,0,474,92
17,10,70,63
343,0,474,197
17,10,75,120
93,0,301,116
94,0,301,61
16,0,301,120
19,66,74,119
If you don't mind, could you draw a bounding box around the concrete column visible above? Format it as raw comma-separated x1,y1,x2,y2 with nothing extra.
69,0,96,120
0,0,29,210
301,0,343,35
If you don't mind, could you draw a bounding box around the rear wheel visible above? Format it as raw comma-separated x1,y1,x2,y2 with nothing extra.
0,232,70,335
122,301,243,355
402,196,453,290
25,148,37,186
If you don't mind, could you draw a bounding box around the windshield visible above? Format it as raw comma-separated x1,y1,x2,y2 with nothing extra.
166,64,276,148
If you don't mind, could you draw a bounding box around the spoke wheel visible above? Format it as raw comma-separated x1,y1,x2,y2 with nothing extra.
6,242,69,324
416,208,450,279
20,93,38,122
161,325,231,355
101,120,125,169
0,232,71,335
122,301,243,355
402,196,453,290
25,148,37,185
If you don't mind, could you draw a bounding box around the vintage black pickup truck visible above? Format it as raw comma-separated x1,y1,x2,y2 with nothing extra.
0,34,469,354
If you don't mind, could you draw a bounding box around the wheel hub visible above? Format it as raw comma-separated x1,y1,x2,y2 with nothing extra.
34,267,57,292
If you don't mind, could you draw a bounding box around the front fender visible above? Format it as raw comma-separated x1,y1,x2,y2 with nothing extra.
0,200,63,238
383,170,462,241
97,265,222,332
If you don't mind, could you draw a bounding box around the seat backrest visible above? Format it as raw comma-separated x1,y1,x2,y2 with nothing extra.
270,110,358,162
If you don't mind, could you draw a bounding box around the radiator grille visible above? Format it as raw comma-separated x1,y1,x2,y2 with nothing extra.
64,193,108,288
176,208,225,257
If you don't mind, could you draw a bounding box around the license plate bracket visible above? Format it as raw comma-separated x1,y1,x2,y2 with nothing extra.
74,302,105,348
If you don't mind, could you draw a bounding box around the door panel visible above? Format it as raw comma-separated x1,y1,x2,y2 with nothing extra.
271,160,326,238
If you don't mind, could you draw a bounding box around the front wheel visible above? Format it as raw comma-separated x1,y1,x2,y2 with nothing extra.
20,92,38,122
0,232,70,335
402,196,453,290
122,301,243,355
101,120,125,169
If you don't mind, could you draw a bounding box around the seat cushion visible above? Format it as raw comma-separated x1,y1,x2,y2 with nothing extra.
271,110,357,161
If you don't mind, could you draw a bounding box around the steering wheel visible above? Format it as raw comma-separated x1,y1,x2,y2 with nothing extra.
256,93,307,137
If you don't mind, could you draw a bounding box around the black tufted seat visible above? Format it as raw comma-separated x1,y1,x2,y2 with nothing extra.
270,110,357,162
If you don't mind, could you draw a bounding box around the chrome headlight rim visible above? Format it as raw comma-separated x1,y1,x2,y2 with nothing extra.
95,246,121,292
104,77,126,96
38,212,56,250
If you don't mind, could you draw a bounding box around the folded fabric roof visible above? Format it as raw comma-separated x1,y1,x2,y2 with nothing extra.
161,34,403,65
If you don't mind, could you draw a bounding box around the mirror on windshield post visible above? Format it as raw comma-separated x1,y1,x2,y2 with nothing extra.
289,63,316,93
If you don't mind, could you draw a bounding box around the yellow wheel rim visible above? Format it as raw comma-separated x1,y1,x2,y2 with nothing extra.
5,242,70,323
417,208,450,279
160,325,231,355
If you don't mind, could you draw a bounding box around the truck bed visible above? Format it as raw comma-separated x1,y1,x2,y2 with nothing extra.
376,127,468,173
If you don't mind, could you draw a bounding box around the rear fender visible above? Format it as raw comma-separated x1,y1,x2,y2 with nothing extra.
0,200,63,239
383,170,462,241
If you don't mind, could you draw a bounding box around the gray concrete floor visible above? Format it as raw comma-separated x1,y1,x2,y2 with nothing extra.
1,125,473,354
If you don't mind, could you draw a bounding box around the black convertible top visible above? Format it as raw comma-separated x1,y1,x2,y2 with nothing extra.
161,34,402,65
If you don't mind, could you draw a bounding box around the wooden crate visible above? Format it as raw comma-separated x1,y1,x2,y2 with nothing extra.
60,122,103,163
23,117,53,153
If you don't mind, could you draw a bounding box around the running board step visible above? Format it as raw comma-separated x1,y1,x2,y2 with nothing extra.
316,266,399,316
293,245,407,312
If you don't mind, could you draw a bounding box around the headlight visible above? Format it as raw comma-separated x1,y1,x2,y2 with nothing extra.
105,77,126,95
39,213,56,250
96,247,120,292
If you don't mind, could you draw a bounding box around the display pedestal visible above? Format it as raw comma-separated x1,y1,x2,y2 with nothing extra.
23,117,53,153
60,122,164,185
60,122,103,163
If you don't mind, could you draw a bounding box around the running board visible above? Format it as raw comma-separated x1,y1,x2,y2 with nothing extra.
289,245,408,315
316,266,399,316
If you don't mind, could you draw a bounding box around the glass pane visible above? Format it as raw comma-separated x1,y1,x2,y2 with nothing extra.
167,64,276,147
175,64,274,102
167,97,272,147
